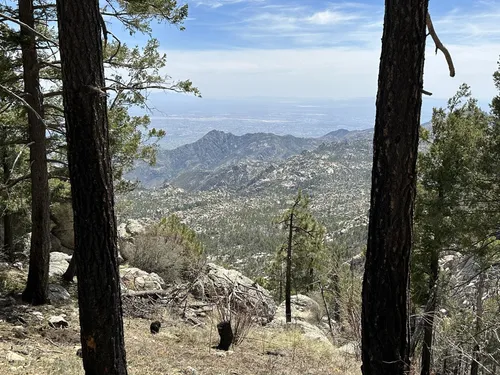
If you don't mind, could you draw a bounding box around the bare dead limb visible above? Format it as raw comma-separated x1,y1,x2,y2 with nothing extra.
0,12,58,46
426,12,455,77
122,289,173,298
0,84,45,123
422,89,433,96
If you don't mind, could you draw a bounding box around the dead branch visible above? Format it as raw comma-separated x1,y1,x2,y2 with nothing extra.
426,12,455,77
0,12,58,46
122,289,172,298
0,84,45,123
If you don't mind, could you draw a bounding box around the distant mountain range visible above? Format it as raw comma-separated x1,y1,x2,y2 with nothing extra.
127,128,373,189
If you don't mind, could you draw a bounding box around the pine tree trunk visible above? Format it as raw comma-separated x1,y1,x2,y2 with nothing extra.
285,212,293,323
361,0,428,374
421,250,439,375
56,0,128,373
19,0,51,305
62,254,77,282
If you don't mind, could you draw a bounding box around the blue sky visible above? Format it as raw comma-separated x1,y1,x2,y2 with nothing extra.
109,0,500,101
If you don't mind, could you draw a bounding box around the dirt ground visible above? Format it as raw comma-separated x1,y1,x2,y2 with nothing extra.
0,267,360,375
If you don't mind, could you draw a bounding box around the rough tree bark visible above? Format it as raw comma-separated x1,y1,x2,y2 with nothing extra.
19,0,51,305
216,321,234,351
62,254,77,282
361,0,428,374
56,0,128,373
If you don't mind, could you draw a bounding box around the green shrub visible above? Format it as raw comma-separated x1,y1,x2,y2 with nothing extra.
127,215,204,284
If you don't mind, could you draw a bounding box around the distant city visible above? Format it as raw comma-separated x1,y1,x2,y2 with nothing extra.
135,95,454,149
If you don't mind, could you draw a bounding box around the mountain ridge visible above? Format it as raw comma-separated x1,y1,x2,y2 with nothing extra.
127,128,373,188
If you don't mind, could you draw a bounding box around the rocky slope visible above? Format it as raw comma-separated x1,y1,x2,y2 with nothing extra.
127,130,330,188
119,131,373,277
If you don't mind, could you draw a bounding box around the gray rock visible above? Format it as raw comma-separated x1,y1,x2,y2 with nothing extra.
338,342,359,355
192,263,276,322
48,284,71,304
49,252,71,277
120,267,166,291
51,203,75,249
125,219,149,237
117,223,130,240
182,366,198,375
6,351,25,362
117,239,136,263
50,233,62,253
270,294,330,345
49,315,69,328
31,311,43,320
273,294,321,323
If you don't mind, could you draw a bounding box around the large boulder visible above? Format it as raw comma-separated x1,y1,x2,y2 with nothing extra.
120,266,166,291
117,218,153,262
271,294,330,344
48,284,71,305
117,219,151,240
191,263,276,322
49,252,72,277
51,203,75,250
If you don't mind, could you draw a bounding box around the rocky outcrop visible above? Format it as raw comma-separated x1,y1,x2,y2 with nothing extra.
49,252,72,277
50,203,75,250
117,218,153,262
270,294,330,344
191,263,276,322
120,266,166,291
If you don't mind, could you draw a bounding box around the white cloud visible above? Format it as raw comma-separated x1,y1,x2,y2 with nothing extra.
134,2,500,102
219,2,382,47
160,43,500,101
194,0,264,8
307,10,361,25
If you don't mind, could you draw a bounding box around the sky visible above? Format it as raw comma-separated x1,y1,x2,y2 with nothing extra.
108,0,500,102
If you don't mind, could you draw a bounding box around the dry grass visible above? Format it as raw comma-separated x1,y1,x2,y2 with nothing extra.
0,305,361,375
0,268,360,375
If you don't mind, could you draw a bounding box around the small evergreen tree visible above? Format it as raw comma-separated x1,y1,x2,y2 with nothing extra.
271,190,326,322
413,84,490,375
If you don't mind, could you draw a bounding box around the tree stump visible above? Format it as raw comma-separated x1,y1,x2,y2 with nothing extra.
150,321,161,334
216,321,233,351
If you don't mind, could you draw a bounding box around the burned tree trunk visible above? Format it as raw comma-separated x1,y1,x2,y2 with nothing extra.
56,0,128,372
19,0,51,305
62,255,77,282
216,321,234,351
361,0,428,374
